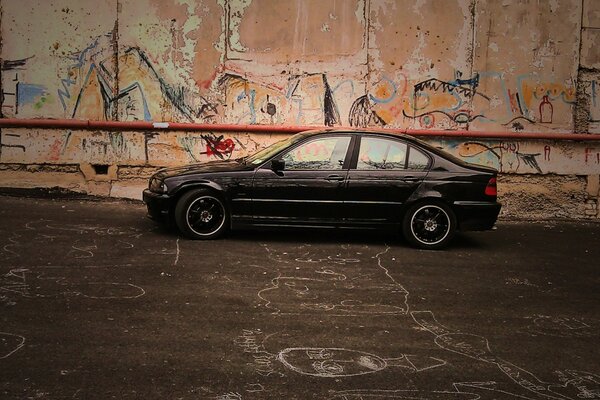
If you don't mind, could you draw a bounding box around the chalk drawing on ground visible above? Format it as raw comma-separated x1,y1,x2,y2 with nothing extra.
233,329,446,379
523,315,599,338
277,347,446,378
0,267,145,302
257,273,408,316
328,388,479,399
233,328,283,378
215,393,242,400
0,220,156,265
257,244,409,316
223,240,599,398
411,311,600,400
0,332,25,359
329,375,600,400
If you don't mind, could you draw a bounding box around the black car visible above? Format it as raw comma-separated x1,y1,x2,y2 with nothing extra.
143,129,500,249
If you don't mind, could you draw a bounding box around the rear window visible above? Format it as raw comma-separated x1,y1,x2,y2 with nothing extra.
407,147,430,170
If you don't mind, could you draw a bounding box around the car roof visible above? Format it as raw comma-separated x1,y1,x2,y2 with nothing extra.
299,128,431,148
299,128,471,166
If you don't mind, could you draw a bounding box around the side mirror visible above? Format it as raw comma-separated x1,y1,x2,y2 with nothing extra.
271,159,285,172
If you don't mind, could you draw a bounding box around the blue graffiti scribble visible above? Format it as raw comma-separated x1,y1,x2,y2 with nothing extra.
368,77,398,104
450,71,480,89
118,83,152,121
57,77,76,110
57,35,104,111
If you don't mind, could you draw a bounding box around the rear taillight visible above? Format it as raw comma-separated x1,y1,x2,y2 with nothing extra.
485,177,497,196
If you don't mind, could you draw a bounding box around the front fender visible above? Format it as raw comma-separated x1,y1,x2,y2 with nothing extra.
170,180,225,198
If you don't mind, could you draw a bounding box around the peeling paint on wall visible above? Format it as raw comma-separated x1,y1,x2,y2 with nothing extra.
1,0,600,217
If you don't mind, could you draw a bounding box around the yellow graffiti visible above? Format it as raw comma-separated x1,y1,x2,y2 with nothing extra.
520,80,575,109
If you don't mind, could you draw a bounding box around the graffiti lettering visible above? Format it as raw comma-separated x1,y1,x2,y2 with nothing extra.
585,148,600,164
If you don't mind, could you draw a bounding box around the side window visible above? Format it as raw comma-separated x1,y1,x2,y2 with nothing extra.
407,146,430,170
282,136,351,170
357,137,407,170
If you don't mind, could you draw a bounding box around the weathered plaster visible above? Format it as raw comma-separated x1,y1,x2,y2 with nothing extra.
498,174,588,219
472,0,581,133
229,0,366,70
1,0,600,218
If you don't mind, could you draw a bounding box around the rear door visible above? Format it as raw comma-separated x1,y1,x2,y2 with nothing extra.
251,134,354,226
342,136,431,226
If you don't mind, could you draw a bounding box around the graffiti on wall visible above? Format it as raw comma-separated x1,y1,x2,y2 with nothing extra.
1,31,591,135
1,56,51,117
348,71,577,131
1,9,599,175
449,141,543,173
54,34,219,123
219,72,344,127
3,123,599,175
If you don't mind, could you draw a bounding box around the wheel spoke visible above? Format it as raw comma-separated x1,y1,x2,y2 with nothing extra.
185,196,225,236
410,205,452,245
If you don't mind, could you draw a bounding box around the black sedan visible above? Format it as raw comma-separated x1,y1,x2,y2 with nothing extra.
143,129,501,249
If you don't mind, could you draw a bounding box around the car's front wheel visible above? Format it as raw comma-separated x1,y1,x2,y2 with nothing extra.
402,201,456,250
175,189,229,240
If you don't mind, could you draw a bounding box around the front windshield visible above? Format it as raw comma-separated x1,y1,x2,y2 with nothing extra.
244,133,307,166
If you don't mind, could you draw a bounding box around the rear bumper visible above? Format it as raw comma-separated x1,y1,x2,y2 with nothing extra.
142,189,172,222
454,201,501,231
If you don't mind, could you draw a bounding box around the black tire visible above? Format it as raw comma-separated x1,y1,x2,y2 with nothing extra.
402,201,456,250
174,188,229,240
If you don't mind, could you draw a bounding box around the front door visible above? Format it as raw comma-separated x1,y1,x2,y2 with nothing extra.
251,135,353,226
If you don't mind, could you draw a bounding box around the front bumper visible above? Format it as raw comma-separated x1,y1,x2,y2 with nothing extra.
454,201,502,231
142,189,172,222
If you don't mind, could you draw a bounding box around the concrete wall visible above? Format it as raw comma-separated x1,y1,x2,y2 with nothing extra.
1,0,600,219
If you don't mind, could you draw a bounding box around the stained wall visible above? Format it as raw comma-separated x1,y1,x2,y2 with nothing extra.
1,0,600,218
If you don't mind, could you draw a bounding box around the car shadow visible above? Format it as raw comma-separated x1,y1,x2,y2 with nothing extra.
146,219,492,250
227,228,396,246
225,228,491,250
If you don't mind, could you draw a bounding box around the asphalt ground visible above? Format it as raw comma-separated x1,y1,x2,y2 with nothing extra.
0,194,599,400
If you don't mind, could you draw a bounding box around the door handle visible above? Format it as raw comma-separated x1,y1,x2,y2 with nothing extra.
403,176,420,182
325,175,345,182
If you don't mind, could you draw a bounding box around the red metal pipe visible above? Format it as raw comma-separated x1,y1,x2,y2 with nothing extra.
2,118,600,141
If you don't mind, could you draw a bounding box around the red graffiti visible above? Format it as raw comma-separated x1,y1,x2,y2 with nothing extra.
202,134,235,159
539,95,553,124
48,138,63,161
500,142,519,153
507,89,521,114
544,145,551,161
584,148,600,164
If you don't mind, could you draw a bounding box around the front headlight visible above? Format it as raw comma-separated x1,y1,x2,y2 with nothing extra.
149,177,167,193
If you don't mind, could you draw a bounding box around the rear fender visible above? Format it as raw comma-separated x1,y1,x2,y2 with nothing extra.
406,186,444,205
402,190,452,219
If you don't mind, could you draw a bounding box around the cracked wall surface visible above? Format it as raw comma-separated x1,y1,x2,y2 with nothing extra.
0,0,599,218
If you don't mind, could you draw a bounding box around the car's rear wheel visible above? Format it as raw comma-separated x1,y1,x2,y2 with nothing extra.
175,189,228,240
402,201,456,250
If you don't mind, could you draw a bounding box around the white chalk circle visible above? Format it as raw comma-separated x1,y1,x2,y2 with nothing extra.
277,347,387,377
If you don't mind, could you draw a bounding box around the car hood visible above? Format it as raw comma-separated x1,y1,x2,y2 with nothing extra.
154,160,249,179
